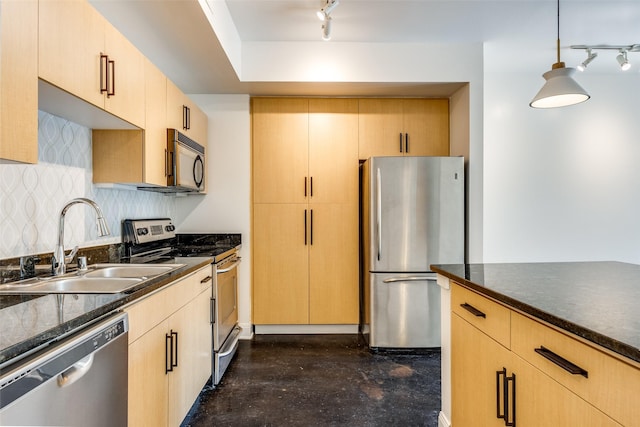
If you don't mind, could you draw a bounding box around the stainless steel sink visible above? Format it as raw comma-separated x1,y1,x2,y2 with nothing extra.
0,263,185,294
8,277,144,294
84,264,183,279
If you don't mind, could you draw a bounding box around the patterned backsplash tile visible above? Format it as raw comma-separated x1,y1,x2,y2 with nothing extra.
0,111,175,259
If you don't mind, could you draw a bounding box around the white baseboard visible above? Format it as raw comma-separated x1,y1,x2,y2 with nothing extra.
238,322,254,340
438,411,451,427
254,324,358,334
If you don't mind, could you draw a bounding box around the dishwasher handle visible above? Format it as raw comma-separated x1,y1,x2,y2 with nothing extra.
382,276,438,283
57,354,94,388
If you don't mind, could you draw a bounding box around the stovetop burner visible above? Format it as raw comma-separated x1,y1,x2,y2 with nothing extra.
122,219,241,264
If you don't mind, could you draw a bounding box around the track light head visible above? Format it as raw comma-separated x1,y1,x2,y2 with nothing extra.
617,50,631,70
317,0,339,21
322,16,332,41
577,49,597,72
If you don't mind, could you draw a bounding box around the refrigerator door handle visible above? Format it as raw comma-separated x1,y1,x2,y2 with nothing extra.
383,276,438,283
376,167,382,261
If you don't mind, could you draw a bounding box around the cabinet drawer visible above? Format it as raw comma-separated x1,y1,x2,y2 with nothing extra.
451,283,510,348
164,266,212,316
512,312,640,427
126,266,212,342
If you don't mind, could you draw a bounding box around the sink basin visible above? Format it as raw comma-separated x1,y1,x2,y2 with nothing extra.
29,277,143,293
84,264,183,279
0,263,185,294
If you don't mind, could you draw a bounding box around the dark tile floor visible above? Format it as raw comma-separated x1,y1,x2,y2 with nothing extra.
182,334,441,427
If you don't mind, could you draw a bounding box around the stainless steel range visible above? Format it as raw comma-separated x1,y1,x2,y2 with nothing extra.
122,218,241,386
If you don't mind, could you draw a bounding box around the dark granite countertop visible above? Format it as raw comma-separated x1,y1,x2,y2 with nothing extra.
431,261,640,364
0,257,213,368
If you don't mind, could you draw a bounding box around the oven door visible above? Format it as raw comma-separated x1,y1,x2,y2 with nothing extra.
213,255,240,352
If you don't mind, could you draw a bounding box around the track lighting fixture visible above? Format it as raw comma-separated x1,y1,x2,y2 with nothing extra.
317,0,338,40
571,44,640,72
617,50,630,70
322,16,332,41
530,0,590,109
577,49,597,72
317,0,339,21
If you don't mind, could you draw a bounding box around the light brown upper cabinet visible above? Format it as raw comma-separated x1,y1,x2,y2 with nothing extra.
0,0,38,164
252,98,359,325
92,59,167,187
358,98,449,159
39,0,145,128
167,79,208,145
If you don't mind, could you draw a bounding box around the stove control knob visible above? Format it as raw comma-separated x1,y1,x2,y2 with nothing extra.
166,225,175,232
136,227,149,236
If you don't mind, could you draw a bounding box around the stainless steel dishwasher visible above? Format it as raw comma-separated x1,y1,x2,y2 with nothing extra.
0,312,128,426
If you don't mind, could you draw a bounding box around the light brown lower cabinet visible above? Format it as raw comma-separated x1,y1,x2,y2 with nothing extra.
126,266,212,426
252,202,359,325
451,283,634,427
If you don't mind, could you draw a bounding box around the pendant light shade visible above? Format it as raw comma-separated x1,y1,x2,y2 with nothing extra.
530,0,589,108
530,64,590,108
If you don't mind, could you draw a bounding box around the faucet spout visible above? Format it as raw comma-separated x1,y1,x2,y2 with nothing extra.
52,198,110,276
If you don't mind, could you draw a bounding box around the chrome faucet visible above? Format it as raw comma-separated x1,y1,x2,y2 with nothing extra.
52,198,110,276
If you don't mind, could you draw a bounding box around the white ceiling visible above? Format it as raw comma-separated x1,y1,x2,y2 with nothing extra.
89,0,640,96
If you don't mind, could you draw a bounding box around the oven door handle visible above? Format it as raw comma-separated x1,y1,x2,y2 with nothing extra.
216,257,242,274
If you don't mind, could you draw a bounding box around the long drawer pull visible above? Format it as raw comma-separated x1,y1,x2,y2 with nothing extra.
534,346,588,378
496,368,506,420
200,275,213,283
460,302,486,318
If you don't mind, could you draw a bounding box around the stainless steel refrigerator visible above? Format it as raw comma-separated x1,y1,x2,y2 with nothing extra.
361,156,464,349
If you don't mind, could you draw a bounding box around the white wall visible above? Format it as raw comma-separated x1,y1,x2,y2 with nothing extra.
174,94,252,336
483,70,640,263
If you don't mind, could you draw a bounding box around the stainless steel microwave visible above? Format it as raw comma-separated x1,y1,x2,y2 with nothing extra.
167,128,205,192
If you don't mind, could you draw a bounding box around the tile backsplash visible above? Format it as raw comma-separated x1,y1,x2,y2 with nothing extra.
0,111,175,259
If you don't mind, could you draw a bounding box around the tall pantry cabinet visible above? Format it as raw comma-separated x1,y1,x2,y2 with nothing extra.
252,98,359,325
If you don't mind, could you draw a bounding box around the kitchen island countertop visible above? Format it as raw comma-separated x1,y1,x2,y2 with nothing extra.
431,261,640,364
0,257,213,368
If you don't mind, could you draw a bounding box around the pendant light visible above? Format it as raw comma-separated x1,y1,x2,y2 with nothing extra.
530,0,590,108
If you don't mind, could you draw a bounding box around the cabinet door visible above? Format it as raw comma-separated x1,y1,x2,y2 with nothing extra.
166,79,186,133
358,98,403,159
144,58,169,186
309,98,359,204
166,79,208,142
0,0,38,163
452,313,511,427
309,203,359,324
187,103,208,146
39,0,105,109
168,289,212,426
403,99,449,156
103,20,145,127
513,355,622,427
252,98,309,203
92,129,144,183
253,203,309,324
128,320,170,427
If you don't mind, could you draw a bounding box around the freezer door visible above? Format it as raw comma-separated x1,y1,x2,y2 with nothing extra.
368,272,441,348
367,156,464,272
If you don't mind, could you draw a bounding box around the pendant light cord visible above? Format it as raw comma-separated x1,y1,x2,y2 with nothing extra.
556,0,561,64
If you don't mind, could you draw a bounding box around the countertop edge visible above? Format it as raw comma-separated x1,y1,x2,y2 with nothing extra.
0,257,213,368
432,265,640,365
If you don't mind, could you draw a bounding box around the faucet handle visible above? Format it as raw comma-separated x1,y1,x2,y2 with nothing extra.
64,246,80,264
